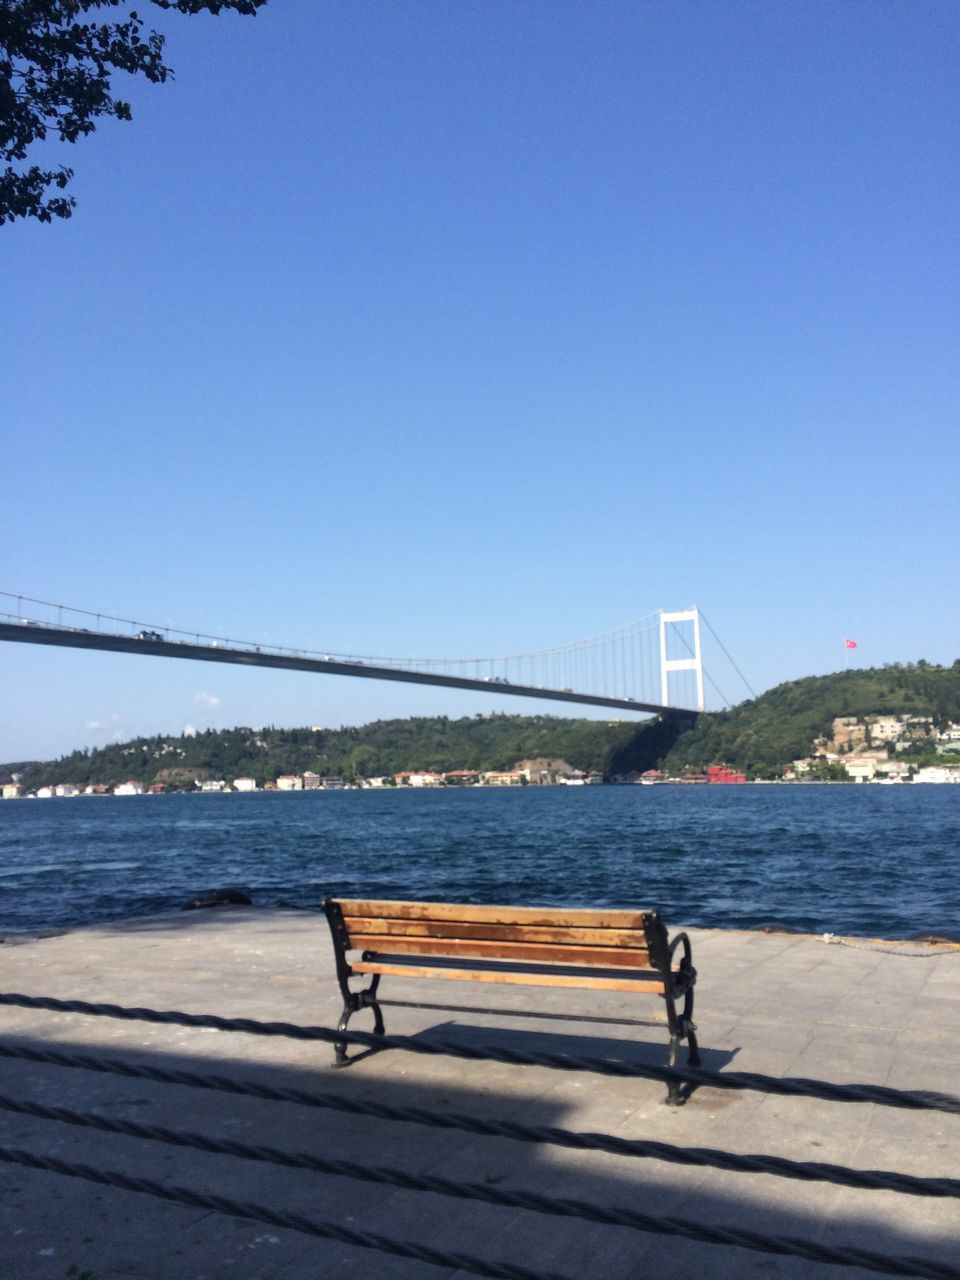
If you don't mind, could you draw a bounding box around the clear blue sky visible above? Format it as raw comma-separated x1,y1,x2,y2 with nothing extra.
3,0,958,762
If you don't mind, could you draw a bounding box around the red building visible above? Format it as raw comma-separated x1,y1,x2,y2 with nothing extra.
707,764,747,784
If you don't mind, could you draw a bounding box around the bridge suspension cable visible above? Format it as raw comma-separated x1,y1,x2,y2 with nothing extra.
0,591,749,713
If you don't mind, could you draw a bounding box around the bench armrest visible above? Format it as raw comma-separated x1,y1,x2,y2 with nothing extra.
668,931,697,989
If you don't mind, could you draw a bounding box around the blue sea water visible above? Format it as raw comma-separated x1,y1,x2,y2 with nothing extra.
1,786,958,939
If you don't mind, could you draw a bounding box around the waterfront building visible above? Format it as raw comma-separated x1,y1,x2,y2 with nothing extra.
276,775,303,791
707,765,746,784
442,770,480,786
113,780,144,796
516,757,574,785
874,761,911,782
914,765,960,784
481,770,525,786
233,777,257,792
843,753,887,782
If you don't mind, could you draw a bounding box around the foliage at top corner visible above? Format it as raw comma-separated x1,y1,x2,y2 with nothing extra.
0,0,267,225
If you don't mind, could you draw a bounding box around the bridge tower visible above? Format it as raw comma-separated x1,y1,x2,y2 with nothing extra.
659,607,705,712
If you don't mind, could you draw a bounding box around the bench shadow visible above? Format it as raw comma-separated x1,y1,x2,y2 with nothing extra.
338,1019,737,1106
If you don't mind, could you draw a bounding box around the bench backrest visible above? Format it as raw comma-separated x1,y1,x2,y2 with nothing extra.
327,898,670,972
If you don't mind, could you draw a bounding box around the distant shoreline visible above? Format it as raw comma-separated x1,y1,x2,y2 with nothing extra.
7,776,959,800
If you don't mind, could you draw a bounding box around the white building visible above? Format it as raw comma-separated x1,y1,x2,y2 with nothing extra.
233,777,257,792
868,716,907,743
114,780,144,796
914,766,960,784
844,753,888,782
276,775,303,791
874,760,911,782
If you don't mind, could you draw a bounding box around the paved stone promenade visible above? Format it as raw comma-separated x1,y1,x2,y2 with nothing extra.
1,908,958,1280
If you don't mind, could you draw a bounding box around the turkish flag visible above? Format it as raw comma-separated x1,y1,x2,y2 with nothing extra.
844,639,858,649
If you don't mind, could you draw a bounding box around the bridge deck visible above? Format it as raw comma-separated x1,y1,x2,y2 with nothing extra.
0,621,692,716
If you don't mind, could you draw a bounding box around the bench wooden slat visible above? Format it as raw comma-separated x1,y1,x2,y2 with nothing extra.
336,899,653,930
350,934,652,967
342,916,650,949
355,951,663,981
351,960,667,993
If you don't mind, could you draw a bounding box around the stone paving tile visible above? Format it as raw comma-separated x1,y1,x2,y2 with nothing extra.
0,1165,217,1280
813,1186,959,1280
450,1211,648,1280
3,912,959,1280
272,1239,455,1280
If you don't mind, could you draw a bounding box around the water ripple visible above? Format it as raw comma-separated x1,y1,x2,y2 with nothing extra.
1,787,958,938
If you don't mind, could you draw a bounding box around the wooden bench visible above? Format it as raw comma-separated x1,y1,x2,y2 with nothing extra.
322,898,700,1104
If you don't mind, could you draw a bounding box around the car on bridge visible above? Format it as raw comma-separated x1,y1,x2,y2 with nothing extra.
136,630,163,642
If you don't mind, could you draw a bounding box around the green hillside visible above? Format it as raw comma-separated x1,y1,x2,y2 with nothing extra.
6,662,959,789
8,713,670,791
662,662,960,777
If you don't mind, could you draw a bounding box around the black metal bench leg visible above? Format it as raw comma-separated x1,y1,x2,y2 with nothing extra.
367,973,385,1037
666,1032,682,1106
332,975,384,1067
371,1001,385,1036
686,1022,701,1068
333,1002,354,1067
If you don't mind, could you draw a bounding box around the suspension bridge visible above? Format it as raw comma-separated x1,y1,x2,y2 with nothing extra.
0,592,749,718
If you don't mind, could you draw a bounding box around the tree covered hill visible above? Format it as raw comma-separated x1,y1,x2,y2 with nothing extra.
6,662,959,789
662,661,960,777
7,714,671,791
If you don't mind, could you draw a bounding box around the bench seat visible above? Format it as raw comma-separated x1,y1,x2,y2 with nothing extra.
323,897,699,1103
